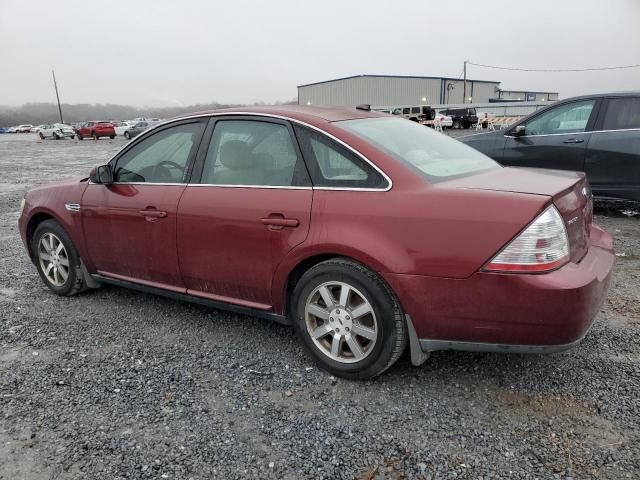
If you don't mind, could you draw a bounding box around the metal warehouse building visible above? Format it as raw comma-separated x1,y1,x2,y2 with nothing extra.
297,74,501,107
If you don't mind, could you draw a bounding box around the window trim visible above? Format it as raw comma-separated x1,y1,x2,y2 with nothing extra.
106,118,208,185
103,112,393,192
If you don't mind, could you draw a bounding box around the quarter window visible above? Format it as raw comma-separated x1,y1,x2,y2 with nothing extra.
524,100,596,136
113,123,202,183
201,120,307,186
601,97,640,130
294,126,387,189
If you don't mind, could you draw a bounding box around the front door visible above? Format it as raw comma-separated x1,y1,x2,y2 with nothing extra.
81,120,206,290
502,99,598,172
177,117,313,310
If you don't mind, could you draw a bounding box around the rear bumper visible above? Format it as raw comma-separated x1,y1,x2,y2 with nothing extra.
385,224,615,350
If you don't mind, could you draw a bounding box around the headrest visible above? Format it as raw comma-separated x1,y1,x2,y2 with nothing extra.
219,140,252,170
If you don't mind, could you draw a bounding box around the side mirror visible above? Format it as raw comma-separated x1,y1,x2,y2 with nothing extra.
89,165,114,184
513,125,526,136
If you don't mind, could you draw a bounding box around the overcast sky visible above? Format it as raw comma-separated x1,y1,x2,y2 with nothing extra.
1,0,639,107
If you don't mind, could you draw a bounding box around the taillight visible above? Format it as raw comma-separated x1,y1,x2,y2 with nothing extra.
483,205,569,273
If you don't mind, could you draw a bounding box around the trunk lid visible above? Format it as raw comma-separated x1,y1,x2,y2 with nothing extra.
444,166,593,262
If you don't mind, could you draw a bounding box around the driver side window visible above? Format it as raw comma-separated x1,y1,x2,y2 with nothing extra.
524,100,596,136
113,123,201,183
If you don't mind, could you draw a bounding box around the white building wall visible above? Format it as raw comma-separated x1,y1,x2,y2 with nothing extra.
298,76,500,107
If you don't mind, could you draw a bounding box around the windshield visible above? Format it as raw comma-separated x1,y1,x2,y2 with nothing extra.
337,117,499,182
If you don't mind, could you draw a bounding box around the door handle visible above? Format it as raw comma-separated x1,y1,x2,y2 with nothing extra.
563,138,584,144
260,215,299,229
139,208,167,220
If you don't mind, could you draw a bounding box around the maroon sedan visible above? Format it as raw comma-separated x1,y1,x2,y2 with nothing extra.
75,121,116,140
18,106,614,379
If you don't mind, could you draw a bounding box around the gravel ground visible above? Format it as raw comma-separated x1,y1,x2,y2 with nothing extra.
1,133,639,480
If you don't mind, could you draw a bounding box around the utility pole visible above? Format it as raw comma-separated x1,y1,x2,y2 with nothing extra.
52,70,64,123
462,60,467,105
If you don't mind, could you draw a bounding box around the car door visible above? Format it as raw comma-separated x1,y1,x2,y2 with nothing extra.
502,99,599,171
177,116,312,310
584,96,640,200
81,119,206,289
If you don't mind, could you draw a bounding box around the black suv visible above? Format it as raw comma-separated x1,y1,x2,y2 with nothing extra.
439,107,478,129
460,92,640,202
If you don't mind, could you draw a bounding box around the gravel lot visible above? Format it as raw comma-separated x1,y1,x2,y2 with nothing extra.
1,133,639,479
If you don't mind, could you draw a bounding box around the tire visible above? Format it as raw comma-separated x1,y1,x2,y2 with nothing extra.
53,132,60,140
453,120,462,129
124,131,131,140
109,135,115,139
32,219,86,296
38,132,44,140
77,133,83,140
92,131,98,140
292,258,407,380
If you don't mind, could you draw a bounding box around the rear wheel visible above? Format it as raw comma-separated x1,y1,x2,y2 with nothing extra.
77,133,83,140
32,220,86,296
292,258,407,379
38,132,44,140
453,120,462,129
109,135,115,139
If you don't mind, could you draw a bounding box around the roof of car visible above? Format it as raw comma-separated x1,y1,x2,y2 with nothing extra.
176,105,387,124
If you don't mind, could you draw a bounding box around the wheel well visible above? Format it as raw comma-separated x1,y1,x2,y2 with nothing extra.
283,254,401,317
26,213,54,257
284,254,343,316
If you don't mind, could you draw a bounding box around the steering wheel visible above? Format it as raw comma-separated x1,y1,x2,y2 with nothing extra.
154,160,184,181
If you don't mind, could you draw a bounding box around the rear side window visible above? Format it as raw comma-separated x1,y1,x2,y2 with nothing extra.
601,98,640,130
294,126,387,189
402,107,410,115
411,107,420,114
201,120,308,187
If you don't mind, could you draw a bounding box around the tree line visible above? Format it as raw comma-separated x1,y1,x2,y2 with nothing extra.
0,100,297,126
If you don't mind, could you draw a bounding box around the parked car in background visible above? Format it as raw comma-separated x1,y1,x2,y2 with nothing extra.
38,124,76,140
123,121,150,139
16,124,34,133
391,105,436,122
31,125,47,133
460,92,640,201
0,127,9,134
433,113,453,128
438,107,478,129
114,121,136,136
75,121,116,140
18,106,614,379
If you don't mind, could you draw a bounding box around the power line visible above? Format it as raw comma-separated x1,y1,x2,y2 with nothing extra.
467,61,640,73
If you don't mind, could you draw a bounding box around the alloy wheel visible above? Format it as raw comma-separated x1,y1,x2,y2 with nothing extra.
38,232,69,287
305,281,378,363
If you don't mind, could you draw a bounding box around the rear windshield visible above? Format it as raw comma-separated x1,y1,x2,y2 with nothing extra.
337,117,499,182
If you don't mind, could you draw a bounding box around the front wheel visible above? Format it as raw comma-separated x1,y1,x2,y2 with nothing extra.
452,120,462,129
109,135,115,139
32,219,86,296
124,131,131,139
292,258,407,380
92,131,98,140
38,132,45,140
77,133,83,140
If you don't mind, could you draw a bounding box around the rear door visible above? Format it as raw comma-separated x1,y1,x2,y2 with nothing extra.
177,116,312,310
502,98,599,171
584,96,640,200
